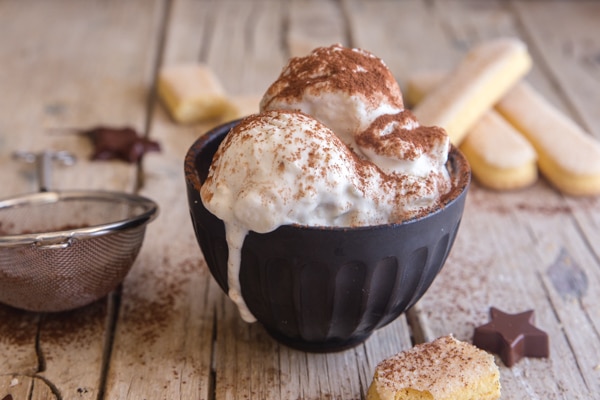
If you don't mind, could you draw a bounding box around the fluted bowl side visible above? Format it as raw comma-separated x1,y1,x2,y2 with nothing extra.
185,120,470,352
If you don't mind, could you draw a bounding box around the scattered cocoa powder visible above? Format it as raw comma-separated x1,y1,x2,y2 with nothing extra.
0,222,15,236
0,305,39,346
39,300,108,346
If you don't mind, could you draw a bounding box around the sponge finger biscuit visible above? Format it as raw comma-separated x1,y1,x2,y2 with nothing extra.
411,38,532,145
496,82,600,196
158,64,229,124
407,71,537,191
461,112,538,191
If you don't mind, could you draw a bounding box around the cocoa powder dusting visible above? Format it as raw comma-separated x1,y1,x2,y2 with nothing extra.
0,306,39,346
375,335,496,395
0,222,15,236
201,106,464,227
39,300,108,346
356,110,447,160
261,44,403,110
118,257,202,346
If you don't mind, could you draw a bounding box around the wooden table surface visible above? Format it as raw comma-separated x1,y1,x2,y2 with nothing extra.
1,0,599,399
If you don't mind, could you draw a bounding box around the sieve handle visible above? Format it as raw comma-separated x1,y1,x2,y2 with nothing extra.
13,151,76,192
34,236,74,249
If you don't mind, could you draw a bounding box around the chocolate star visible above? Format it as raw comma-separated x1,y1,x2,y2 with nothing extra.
85,126,160,163
473,307,549,367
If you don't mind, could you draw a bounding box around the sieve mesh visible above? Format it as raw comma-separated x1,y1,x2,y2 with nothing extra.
0,191,157,312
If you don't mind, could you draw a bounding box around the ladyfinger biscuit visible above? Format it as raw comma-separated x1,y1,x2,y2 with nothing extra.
220,94,261,122
407,71,537,190
412,38,532,145
367,335,501,400
158,64,229,124
496,82,600,196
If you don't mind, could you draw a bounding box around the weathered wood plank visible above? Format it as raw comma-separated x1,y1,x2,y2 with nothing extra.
2,1,599,399
0,376,37,400
342,0,463,86
0,0,163,399
124,1,417,399
211,2,414,399
0,307,39,377
287,0,347,57
103,112,220,399
203,2,286,399
0,0,154,194
103,0,218,398
416,190,593,398
203,0,287,96
344,0,600,398
104,1,291,398
38,303,111,400
512,2,600,356
513,0,600,138
371,0,600,398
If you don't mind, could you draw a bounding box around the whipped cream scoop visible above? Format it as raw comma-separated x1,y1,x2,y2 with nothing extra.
261,44,450,180
201,110,447,231
260,44,404,153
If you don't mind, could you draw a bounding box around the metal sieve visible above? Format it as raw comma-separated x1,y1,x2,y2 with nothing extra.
0,151,158,312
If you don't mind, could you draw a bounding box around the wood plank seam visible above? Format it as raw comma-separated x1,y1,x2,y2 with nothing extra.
509,0,594,135
536,270,591,392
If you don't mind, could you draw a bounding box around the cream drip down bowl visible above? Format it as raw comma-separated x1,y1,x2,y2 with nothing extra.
185,120,470,352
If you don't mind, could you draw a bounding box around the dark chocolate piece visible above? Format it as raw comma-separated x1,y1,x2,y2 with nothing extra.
473,307,549,367
86,126,160,163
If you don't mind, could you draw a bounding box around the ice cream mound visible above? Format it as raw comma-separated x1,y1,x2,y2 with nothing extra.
199,44,455,322
260,44,404,154
201,110,451,230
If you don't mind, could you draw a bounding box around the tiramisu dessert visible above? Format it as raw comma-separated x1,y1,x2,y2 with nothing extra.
367,335,501,400
199,44,459,323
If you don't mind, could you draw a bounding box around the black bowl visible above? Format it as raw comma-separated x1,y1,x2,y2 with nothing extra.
185,119,470,352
